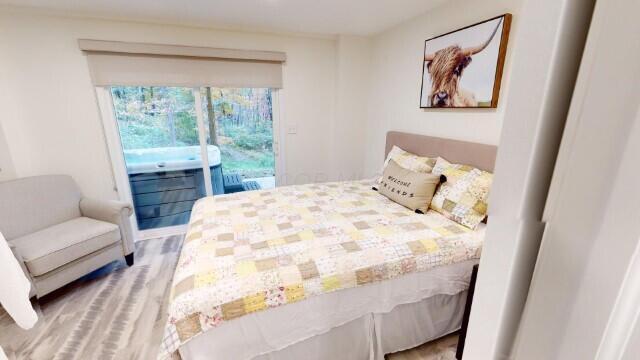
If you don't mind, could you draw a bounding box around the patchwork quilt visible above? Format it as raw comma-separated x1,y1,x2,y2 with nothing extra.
159,180,484,359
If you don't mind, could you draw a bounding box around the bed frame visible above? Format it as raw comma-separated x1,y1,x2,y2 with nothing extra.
179,132,498,360
385,131,498,172
386,131,497,359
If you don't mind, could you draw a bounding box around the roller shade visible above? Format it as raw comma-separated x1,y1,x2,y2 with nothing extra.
78,39,286,88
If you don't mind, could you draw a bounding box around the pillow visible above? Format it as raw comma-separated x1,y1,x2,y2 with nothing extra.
429,157,493,229
378,159,441,213
380,146,436,180
431,156,452,176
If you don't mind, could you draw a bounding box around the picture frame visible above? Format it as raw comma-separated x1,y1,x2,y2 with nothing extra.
419,14,512,108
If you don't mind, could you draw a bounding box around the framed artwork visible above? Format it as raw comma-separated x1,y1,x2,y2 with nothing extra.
420,14,512,108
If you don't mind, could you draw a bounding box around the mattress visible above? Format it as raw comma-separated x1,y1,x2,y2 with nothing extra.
159,179,484,359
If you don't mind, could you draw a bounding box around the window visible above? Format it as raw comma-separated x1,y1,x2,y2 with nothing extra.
109,86,276,231
200,88,275,187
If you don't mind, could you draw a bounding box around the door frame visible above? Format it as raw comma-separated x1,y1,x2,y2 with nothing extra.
272,89,286,186
95,86,283,240
510,0,640,356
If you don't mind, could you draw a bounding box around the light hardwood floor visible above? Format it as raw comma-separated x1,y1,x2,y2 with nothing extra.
386,334,457,360
0,236,458,360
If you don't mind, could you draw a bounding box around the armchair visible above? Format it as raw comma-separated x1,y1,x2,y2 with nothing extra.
0,175,135,298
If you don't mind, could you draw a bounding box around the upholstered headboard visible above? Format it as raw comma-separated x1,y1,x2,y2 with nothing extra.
385,131,498,172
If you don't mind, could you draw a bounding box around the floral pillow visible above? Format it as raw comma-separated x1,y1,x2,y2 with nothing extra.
378,146,436,183
430,157,493,229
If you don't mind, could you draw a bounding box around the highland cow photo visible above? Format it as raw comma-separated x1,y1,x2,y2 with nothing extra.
420,14,511,108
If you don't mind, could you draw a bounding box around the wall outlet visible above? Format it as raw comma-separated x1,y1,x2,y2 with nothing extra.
287,125,297,134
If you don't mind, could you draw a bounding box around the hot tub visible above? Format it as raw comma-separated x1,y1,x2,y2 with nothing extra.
124,146,221,174
123,145,224,230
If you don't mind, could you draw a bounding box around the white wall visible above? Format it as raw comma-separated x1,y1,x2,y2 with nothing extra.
330,35,371,181
0,8,365,198
463,0,596,356
512,0,640,357
363,0,521,176
0,1,526,196
0,22,17,182
0,121,16,182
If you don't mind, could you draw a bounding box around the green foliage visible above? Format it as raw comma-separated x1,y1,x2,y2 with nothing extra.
219,146,274,178
112,86,275,178
112,87,198,149
175,112,199,145
223,124,273,151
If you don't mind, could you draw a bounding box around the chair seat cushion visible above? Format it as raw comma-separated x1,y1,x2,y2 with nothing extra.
11,217,121,277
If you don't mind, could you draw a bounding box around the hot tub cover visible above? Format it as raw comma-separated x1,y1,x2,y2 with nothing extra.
124,145,221,174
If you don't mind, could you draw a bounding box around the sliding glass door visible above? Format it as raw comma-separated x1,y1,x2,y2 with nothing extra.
199,88,276,190
110,86,210,231
101,86,277,234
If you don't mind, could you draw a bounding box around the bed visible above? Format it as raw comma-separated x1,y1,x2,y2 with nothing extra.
159,131,497,360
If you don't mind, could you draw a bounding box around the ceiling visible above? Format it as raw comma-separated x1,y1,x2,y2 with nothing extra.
0,0,447,36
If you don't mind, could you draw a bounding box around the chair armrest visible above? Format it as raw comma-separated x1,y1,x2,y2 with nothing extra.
80,198,133,222
80,197,135,255
6,240,37,308
8,241,33,283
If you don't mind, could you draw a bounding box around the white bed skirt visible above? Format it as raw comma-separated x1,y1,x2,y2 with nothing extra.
179,260,474,360
258,292,466,360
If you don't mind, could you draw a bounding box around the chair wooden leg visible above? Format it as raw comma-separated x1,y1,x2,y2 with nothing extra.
125,253,134,267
